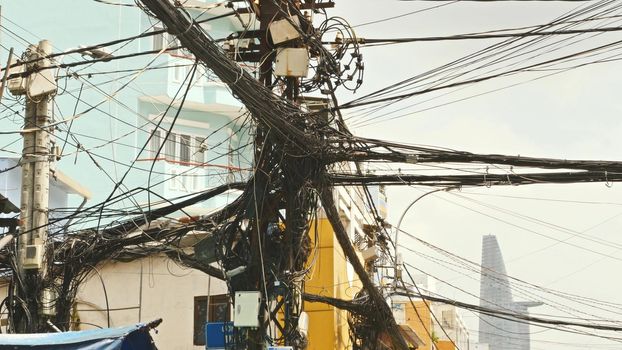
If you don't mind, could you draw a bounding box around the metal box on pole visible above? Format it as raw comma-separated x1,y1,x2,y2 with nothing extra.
233,291,261,328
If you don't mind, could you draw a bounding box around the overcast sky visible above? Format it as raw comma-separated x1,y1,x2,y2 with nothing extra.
331,1,622,348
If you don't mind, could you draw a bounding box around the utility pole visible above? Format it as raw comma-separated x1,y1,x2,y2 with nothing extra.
253,2,317,347
10,39,57,332
137,1,408,348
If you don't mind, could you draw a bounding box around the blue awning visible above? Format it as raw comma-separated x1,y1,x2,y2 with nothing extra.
0,321,160,350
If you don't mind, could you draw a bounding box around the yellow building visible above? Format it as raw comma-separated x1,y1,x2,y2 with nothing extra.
392,294,470,350
392,296,436,350
436,341,455,350
407,300,436,350
304,217,354,349
303,186,369,350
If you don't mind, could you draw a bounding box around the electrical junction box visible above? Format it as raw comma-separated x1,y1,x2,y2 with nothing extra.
361,246,378,262
23,244,43,270
224,38,252,51
28,67,57,98
7,59,26,95
274,48,309,77
233,291,261,328
237,38,252,49
269,16,301,45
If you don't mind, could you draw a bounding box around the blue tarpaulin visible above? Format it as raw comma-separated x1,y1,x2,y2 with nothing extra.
0,321,159,350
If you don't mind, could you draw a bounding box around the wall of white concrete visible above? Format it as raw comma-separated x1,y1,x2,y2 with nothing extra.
76,256,227,350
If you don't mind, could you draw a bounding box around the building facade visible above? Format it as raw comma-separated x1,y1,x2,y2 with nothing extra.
391,273,470,350
0,253,226,350
0,157,91,233
76,255,230,350
433,304,470,350
0,0,253,218
0,2,250,347
303,184,377,349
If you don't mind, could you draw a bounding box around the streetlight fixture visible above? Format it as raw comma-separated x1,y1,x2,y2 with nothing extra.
393,186,455,288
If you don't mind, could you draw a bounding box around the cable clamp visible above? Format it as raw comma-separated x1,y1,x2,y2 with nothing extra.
405,154,418,164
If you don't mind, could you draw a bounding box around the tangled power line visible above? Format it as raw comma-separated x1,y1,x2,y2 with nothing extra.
3,0,622,349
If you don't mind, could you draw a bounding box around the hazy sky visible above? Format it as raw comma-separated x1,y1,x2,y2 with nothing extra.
330,1,622,348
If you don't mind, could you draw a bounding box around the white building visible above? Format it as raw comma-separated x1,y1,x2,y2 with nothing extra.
433,303,470,350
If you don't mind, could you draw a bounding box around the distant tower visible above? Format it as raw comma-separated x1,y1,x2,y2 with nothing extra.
479,235,542,350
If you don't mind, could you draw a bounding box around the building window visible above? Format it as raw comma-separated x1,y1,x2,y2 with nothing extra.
180,134,191,163
152,26,165,51
152,26,181,54
194,294,230,346
209,294,230,322
157,131,207,165
174,64,186,82
149,129,161,158
194,296,207,346
165,132,177,160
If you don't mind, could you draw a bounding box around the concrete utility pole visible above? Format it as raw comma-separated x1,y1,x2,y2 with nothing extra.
20,40,55,274
13,39,57,332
